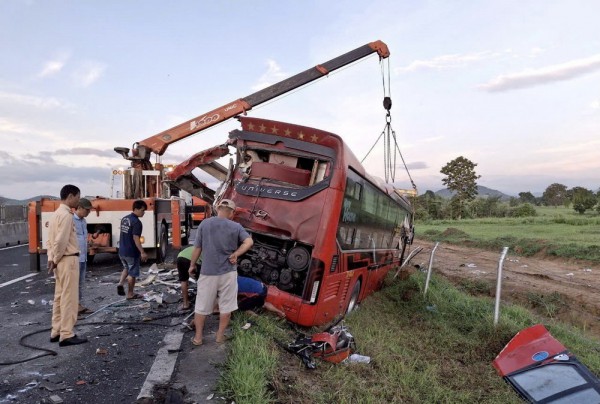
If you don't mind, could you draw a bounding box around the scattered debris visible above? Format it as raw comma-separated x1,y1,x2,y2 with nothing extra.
27,299,35,305
207,393,214,400
241,322,252,330
95,348,108,355
582,268,592,272
284,324,356,369
347,353,371,364
566,273,574,277
75,380,86,385
49,394,64,403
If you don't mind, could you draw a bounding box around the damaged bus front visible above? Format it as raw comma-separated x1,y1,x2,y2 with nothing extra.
169,116,414,327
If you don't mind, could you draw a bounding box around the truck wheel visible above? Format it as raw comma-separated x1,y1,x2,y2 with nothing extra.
346,280,361,314
158,223,168,262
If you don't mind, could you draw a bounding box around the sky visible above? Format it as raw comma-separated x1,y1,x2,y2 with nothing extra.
1,0,599,200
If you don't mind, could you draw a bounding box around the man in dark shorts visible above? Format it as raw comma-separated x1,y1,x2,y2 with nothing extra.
238,276,285,318
177,245,201,311
117,200,148,300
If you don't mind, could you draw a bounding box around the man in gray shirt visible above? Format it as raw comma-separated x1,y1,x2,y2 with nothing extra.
189,199,253,345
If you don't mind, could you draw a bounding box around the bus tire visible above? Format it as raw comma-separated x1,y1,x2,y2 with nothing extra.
158,223,168,263
346,280,361,314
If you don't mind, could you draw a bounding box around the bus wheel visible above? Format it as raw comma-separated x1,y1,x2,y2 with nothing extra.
158,223,168,262
346,280,361,314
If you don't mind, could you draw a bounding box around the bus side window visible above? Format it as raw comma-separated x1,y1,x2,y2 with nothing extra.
353,182,362,200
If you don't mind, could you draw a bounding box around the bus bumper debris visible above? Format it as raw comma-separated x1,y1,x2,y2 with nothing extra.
284,325,357,369
493,324,600,403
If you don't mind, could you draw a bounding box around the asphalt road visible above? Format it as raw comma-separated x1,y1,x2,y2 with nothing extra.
0,245,224,404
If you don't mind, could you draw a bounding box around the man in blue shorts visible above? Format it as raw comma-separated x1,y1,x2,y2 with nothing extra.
188,199,253,345
117,200,148,300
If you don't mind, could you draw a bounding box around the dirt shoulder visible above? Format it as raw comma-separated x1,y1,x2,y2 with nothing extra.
411,239,600,339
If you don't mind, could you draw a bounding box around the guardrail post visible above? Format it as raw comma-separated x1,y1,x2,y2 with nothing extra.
423,242,439,295
493,247,509,327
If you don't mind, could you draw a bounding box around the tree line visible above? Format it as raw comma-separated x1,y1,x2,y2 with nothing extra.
414,156,600,220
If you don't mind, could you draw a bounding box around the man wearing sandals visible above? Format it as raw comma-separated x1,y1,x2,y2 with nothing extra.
117,200,148,300
189,199,253,345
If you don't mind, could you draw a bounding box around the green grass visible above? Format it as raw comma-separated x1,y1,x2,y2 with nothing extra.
418,206,600,261
217,273,600,403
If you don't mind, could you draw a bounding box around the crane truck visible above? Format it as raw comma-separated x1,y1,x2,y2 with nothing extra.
28,40,391,274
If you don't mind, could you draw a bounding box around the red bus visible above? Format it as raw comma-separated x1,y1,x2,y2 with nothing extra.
195,116,413,327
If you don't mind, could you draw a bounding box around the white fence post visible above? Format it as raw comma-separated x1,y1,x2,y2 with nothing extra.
423,242,439,295
493,247,509,327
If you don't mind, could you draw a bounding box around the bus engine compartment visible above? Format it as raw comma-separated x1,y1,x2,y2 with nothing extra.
238,232,311,297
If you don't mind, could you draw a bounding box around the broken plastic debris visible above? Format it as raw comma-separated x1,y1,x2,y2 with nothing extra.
27,299,35,305
582,268,592,272
95,348,108,355
206,393,214,400
75,380,86,385
348,354,371,364
566,273,574,277
466,263,477,268
241,322,252,330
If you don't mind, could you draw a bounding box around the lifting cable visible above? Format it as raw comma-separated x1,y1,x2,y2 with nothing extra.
361,57,417,193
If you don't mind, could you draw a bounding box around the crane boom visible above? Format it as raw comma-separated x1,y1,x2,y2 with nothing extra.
115,40,389,163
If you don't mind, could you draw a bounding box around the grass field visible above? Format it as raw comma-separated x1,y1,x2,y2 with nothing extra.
417,206,600,262
217,272,600,403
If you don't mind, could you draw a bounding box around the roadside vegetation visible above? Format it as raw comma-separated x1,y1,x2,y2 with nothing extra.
417,206,600,262
217,272,600,403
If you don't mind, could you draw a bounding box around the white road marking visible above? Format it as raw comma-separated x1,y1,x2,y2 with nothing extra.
137,322,184,400
0,273,38,288
0,243,28,251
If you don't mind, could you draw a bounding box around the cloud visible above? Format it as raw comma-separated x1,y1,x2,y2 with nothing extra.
479,54,600,92
396,50,509,73
37,52,70,78
591,99,600,110
0,151,108,187
52,147,116,158
0,117,61,141
73,62,107,87
251,59,288,90
404,161,428,170
0,91,75,111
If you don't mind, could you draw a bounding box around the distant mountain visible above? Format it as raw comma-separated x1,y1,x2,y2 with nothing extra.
434,186,514,201
0,195,57,205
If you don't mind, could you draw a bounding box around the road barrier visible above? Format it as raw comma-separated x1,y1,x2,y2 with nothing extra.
0,222,28,247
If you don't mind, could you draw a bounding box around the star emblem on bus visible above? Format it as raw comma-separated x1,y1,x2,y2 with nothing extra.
298,132,305,139
311,134,318,142
271,125,279,134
